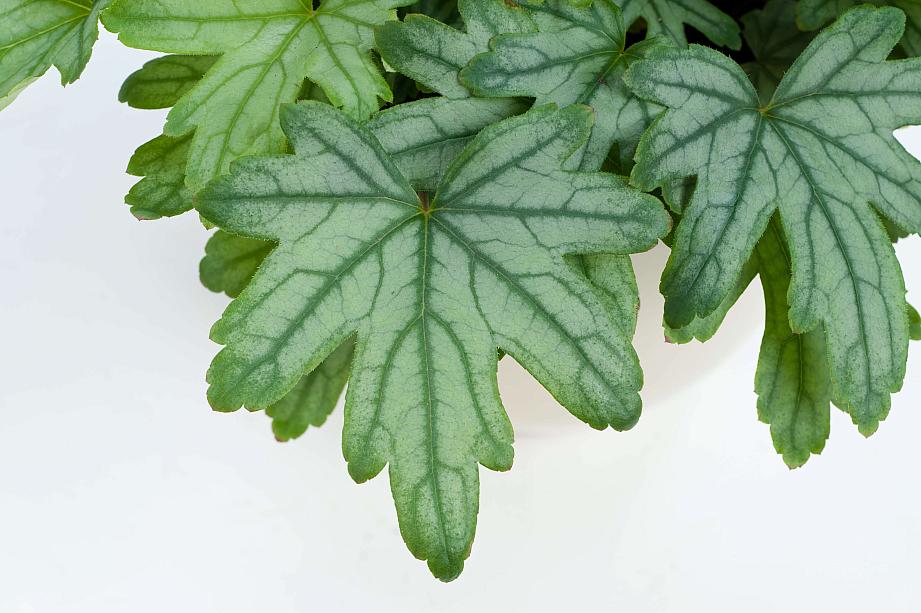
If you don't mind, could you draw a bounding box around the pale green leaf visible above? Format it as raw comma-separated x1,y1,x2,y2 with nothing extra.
461,0,663,172
627,6,921,433
797,0,921,57
367,96,529,189
742,0,814,100
754,218,831,468
196,102,669,580
0,0,111,101
615,0,740,49
103,0,412,189
376,0,536,98
119,54,217,110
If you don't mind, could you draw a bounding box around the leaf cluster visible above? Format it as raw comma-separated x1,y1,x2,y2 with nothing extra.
1,0,919,581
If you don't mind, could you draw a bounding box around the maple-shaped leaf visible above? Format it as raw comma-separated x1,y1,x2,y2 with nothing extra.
461,0,663,172
379,0,645,327
0,0,111,107
615,0,740,49
627,6,921,434
797,0,921,57
742,0,814,100
119,54,216,110
196,101,669,580
103,0,413,190
376,0,536,99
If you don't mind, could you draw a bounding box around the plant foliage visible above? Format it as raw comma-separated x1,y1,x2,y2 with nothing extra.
1,0,919,581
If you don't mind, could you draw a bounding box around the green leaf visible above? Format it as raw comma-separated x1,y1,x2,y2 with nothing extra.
615,0,740,49
103,0,413,190
196,101,669,580
402,0,460,24
376,0,536,98
627,6,921,434
200,230,274,299
910,303,921,340
267,339,355,441
754,218,831,468
125,134,194,220
119,54,217,110
797,0,921,57
664,257,756,344
0,0,111,103
461,0,663,172
742,0,814,100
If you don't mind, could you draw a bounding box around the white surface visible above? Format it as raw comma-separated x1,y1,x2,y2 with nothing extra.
1,34,920,612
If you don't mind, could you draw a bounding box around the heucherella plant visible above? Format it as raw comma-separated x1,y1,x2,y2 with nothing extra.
1,0,919,580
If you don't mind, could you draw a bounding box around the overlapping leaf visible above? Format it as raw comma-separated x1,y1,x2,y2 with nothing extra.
742,0,813,100
376,0,536,99
0,0,111,108
197,102,669,580
627,7,921,435
797,0,921,57
381,0,649,334
461,0,663,172
615,0,740,49
103,0,413,190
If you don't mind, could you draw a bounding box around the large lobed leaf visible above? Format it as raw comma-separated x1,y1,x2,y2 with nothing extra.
103,0,414,190
0,0,111,107
627,6,921,435
197,102,669,580
461,0,663,173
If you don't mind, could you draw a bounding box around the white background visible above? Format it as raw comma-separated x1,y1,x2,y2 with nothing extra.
1,34,919,612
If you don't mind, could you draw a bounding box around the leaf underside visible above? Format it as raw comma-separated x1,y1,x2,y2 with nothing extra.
197,102,669,580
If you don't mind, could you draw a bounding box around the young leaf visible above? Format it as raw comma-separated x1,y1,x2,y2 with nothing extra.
376,0,536,98
797,0,921,57
196,101,669,580
615,0,741,49
627,6,921,433
754,219,831,468
461,0,663,172
103,0,413,190
119,55,217,110
0,0,111,104
742,0,813,100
